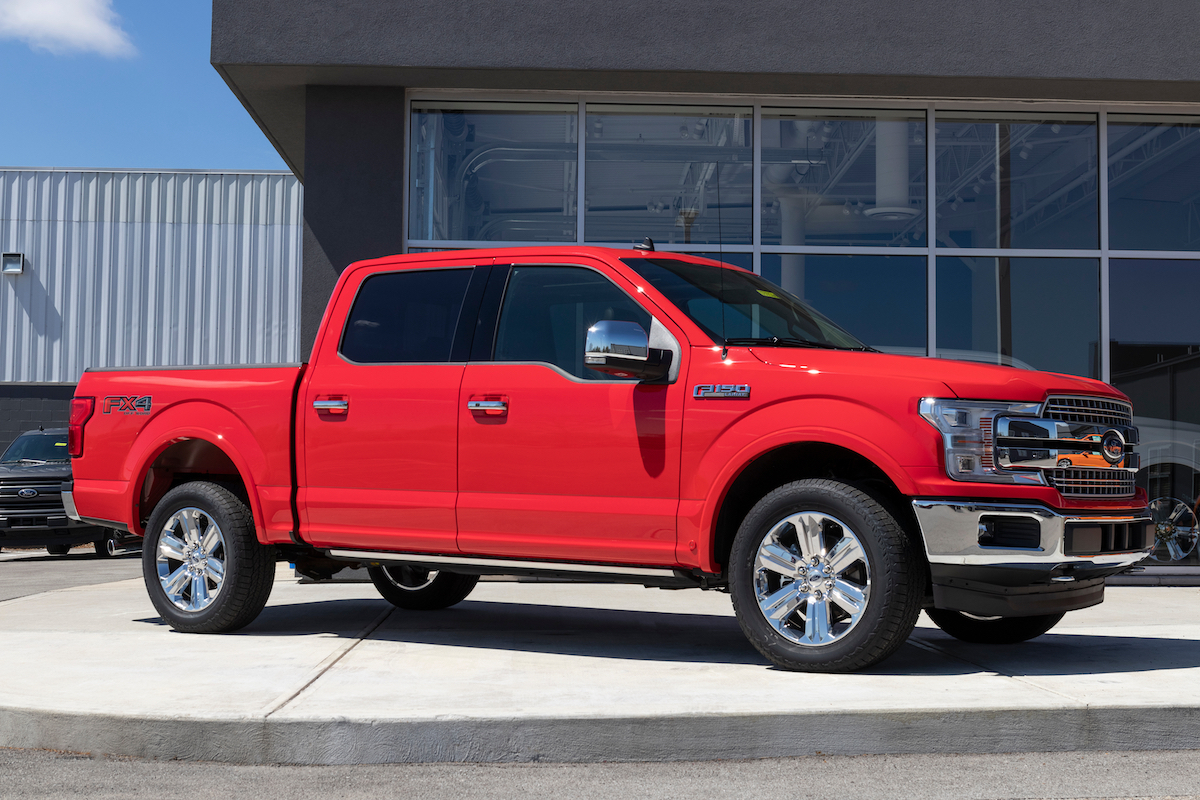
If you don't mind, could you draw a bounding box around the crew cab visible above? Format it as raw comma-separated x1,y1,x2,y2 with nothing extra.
64,247,1152,671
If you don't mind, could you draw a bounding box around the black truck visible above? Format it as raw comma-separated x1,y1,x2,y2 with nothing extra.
0,428,130,556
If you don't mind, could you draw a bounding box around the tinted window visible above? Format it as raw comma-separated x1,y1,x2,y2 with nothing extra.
622,258,866,349
494,266,652,380
340,269,472,363
2,431,69,463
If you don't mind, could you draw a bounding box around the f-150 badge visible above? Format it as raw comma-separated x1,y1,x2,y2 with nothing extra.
102,395,152,415
693,384,751,399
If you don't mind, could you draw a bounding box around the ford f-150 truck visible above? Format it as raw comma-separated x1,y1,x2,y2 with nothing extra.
63,247,1152,672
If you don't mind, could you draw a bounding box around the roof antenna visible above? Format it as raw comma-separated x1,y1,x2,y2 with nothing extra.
716,161,727,360
634,237,655,252
38,424,44,431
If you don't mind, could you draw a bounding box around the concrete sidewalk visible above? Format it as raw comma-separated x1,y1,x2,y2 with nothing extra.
0,567,1198,764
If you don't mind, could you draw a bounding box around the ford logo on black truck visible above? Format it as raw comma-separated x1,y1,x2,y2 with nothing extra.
18,488,38,498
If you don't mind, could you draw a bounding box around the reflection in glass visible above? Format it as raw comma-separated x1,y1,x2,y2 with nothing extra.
935,114,1098,249
1108,116,1200,251
585,105,752,245
685,252,753,271
1110,259,1200,564
409,103,578,242
761,111,926,247
760,255,925,353
936,256,1098,376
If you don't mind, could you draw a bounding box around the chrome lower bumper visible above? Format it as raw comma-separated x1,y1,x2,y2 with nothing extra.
911,499,1152,571
61,489,81,522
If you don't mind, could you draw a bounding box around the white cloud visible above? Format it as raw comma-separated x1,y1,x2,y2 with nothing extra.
0,0,135,57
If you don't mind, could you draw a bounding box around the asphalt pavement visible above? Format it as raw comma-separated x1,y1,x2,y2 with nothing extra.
0,546,141,603
3,746,1200,800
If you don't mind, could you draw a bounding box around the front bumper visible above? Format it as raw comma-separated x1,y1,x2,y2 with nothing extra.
912,499,1152,617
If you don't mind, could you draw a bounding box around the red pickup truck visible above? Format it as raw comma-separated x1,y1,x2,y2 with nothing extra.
63,247,1151,672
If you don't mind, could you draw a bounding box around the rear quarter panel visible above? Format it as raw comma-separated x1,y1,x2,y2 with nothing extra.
72,366,301,540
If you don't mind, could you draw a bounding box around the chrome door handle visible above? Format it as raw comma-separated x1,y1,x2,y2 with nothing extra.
313,399,349,414
467,399,508,416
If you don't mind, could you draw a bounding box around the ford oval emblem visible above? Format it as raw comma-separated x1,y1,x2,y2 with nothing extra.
18,488,38,498
1101,429,1126,465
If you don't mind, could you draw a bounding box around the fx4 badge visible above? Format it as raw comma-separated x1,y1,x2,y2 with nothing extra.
102,395,152,415
693,384,751,399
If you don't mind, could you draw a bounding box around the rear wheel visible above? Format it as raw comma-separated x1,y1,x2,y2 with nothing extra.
142,482,275,633
368,564,479,610
926,609,1064,644
729,479,924,672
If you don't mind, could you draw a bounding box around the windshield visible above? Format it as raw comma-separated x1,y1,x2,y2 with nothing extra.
1,431,70,464
622,258,868,350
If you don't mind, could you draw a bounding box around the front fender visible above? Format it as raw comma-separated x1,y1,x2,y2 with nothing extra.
122,401,270,538
684,397,938,572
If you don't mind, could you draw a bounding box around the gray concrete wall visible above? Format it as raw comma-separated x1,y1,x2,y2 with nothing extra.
212,0,1200,86
301,86,406,356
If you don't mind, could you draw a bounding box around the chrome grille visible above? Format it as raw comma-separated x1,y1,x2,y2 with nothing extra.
1048,467,1136,497
1043,396,1133,427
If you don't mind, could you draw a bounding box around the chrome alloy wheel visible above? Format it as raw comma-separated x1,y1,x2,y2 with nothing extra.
752,512,871,647
381,564,440,591
1149,496,1199,562
155,507,227,612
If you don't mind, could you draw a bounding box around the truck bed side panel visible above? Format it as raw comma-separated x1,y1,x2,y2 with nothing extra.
72,365,303,540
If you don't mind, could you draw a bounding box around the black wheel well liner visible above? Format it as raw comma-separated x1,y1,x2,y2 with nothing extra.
138,438,249,526
711,442,925,575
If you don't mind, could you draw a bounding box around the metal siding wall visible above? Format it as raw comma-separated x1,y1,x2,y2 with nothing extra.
0,170,302,382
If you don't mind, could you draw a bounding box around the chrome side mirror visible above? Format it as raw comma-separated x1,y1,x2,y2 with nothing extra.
584,320,671,381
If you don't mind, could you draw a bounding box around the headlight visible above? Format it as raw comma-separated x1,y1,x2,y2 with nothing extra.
919,398,1043,484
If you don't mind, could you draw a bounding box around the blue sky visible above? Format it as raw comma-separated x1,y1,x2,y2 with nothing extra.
0,1,287,171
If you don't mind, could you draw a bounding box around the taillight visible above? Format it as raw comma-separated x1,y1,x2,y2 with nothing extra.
68,397,95,457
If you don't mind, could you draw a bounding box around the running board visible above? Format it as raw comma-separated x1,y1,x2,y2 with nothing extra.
325,548,697,586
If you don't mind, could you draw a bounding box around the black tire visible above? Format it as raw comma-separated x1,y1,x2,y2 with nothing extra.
368,564,479,610
46,544,71,555
926,608,1064,644
94,532,118,558
142,481,276,633
729,479,924,672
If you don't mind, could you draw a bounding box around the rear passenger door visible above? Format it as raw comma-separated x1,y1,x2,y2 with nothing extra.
300,263,485,552
456,263,688,565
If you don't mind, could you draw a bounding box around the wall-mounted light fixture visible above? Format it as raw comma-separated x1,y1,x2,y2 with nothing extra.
2,253,25,275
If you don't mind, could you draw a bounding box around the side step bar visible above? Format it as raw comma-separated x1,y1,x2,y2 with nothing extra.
325,548,701,588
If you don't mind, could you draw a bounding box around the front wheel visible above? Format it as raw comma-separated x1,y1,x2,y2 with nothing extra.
142,482,276,633
926,609,1064,644
368,564,479,610
729,479,924,673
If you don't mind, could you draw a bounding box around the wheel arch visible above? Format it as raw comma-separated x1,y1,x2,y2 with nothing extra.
703,438,925,576
122,402,268,539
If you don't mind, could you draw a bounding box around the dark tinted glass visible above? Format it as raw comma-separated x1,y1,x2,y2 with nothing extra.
340,269,472,363
1110,259,1200,564
1108,117,1200,251
623,258,865,349
760,255,925,354
936,256,1099,377
494,266,652,380
1,431,69,462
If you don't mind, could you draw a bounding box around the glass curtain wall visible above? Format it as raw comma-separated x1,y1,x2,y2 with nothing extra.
407,101,1200,564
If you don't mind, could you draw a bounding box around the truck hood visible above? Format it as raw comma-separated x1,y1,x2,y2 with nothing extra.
747,348,1126,404
0,462,73,482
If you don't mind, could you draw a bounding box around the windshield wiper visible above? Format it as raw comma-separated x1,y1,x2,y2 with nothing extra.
723,337,842,350
14,458,49,465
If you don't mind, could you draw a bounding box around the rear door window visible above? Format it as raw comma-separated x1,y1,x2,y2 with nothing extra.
340,268,472,363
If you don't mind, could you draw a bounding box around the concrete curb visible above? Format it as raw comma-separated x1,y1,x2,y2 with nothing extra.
3,705,1199,764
